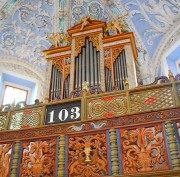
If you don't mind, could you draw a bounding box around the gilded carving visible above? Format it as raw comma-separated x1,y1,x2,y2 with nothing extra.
64,65,70,80
120,125,169,174
78,15,95,30
75,37,85,57
47,32,71,47
0,143,12,177
20,139,56,177
105,15,129,35
88,95,127,119
112,47,124,63
104,58,111,70
89,34,100,51
68,133,108,177
53,58,64,72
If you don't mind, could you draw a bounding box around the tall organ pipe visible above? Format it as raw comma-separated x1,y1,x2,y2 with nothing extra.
94,48,98,86
113,50,128,90
90,41,94,86
74,38,101,90
86,38,90,85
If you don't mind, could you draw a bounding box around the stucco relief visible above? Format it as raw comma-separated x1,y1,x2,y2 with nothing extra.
124,0,180,45
0,0,54,71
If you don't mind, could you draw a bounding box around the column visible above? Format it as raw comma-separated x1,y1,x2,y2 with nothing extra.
10,141,21,177
58,135,66,177
109,129,119,175
165,121,180,170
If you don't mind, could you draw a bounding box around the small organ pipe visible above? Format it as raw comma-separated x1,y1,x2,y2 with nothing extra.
75,57,79,89
79,54,82,89
94,48,98,86
97,52,100,86
86,39,90,85
90,41,94,86
82,48,85,87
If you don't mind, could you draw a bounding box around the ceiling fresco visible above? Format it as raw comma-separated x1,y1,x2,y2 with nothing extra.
0,0,179,75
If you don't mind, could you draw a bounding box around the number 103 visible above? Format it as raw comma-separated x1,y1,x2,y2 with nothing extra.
48,107,80,123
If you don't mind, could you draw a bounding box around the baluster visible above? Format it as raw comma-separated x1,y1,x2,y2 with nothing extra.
109,129,119,175
10,141,21,177
165,121,180,170
58,135,66,177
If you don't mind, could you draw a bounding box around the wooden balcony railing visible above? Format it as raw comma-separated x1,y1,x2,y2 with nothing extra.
0,73,180,131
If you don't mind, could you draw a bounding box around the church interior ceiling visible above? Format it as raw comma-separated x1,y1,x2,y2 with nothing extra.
0,0,179,75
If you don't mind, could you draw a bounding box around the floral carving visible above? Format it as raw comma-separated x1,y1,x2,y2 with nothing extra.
0,143,12,177
120,125,169,174
20,139,56,177
89,34,100,51
112,47,124,63
53,58,64,72
68,133,108,177
75,37,85,57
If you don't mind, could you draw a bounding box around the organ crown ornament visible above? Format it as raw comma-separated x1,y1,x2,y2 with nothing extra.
106,14,129,35
78,15,95,30
46,32,71,47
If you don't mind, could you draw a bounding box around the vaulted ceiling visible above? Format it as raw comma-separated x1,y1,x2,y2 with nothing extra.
0,0,179,78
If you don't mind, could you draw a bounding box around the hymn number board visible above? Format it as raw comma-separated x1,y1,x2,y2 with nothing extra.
45,101,81,125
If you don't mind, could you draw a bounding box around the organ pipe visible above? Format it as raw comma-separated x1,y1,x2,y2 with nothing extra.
113,49,128,90
75,38,101,90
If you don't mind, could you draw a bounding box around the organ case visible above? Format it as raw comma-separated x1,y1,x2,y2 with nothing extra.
44,20,138,101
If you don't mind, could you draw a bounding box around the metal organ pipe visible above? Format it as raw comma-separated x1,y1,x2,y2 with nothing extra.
94,47,98,86
113,49,128,90
90,41,94,86
51,65,63,100
82,47,85,88
86,38,90,86
97,52,100,86
75,38,101,90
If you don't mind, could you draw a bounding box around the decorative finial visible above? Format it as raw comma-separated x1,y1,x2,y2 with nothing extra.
168,70,173,78
82,81,87,90
44,92,49,103
168,69,174,82
125,77,129,90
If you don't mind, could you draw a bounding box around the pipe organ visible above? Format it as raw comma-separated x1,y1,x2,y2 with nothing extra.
43,20,138,101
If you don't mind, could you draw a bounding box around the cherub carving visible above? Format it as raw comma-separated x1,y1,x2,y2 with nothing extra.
106,14,129,34
79,15,95,30
47,32,71,47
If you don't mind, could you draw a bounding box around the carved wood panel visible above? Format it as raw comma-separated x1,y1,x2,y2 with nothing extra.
68,133,108,177
20,139,56,177
119,124,170,174
0,143,12,177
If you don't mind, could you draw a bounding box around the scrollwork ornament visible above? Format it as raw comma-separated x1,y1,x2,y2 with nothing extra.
75,37,85,57
0,143,12,177
68,133,108,177
89,34,100,51
112,47,124,63
20,139,56,177
120,125,169,174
